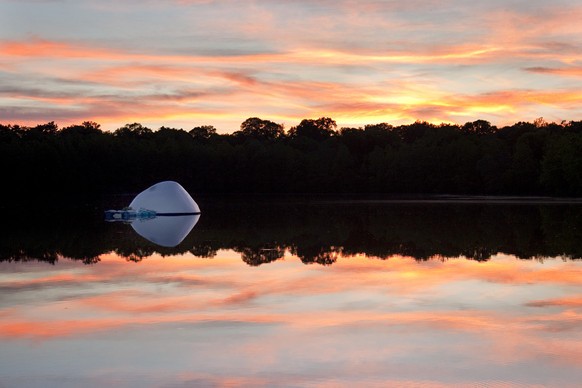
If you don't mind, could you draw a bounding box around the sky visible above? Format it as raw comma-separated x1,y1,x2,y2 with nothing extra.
1,0,582,133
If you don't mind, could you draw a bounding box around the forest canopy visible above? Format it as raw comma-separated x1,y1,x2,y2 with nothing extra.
2,117,582,203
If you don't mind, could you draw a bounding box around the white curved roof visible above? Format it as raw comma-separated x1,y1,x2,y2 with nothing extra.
131,214,200,247
129,181,200,214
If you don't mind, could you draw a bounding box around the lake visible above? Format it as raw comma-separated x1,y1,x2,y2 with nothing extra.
1,198,582,387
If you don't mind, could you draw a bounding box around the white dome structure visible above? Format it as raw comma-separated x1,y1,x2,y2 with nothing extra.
129,181,200,214
131,214,200,247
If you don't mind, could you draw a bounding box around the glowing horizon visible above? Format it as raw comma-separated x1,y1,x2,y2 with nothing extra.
2,0,582,132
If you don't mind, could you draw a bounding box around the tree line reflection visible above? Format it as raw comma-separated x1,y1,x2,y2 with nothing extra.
2,200,582,266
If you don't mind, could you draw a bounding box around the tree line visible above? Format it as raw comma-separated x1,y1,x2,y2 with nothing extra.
2,116,582,202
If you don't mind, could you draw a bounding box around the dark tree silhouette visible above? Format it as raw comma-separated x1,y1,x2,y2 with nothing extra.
189,125,217,140
289,117,337,140
462,120,496,135
61,121,102,136
237,117,284,140
2,117,582,202
114,122,153,139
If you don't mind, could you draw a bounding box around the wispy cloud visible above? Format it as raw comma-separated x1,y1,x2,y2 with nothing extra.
525,66,582,78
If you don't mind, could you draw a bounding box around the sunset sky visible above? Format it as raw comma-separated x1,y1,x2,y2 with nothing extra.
2,0,582,132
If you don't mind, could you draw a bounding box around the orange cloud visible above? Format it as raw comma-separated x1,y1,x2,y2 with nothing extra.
0,38,544,70
527,296,582,308
526,66,582,78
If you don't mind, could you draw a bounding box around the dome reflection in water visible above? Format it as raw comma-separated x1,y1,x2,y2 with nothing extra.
130,214,200,247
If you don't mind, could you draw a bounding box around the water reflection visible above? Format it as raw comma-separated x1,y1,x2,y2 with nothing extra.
0,199,581,386
1,199,581,265
130,214,200,247
1,252,581,386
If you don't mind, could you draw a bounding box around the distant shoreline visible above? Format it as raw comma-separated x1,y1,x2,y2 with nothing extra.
306,194,582,205
190,193,582,207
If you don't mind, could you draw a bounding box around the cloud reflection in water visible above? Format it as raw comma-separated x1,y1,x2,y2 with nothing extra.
0,251,581,387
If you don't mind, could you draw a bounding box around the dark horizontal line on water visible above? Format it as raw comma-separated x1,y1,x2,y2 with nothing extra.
309,195,582,205
157,212,201,216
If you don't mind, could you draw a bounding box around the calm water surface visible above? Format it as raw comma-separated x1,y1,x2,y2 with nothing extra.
1,199,581,387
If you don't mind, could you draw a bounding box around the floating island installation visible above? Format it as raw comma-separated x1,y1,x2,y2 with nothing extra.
105,181,201,247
